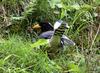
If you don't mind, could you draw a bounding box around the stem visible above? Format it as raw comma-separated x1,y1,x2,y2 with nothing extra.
90,24,100,49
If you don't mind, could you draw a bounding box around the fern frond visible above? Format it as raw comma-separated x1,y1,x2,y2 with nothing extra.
23,0,37,17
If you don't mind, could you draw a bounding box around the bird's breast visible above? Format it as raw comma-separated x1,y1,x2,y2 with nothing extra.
50,36,61,48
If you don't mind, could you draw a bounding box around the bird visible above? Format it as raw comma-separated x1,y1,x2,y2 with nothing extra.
27,21,54,42
47,20,70,56
38,20,75,46
32,20,75,58
32,21,53,34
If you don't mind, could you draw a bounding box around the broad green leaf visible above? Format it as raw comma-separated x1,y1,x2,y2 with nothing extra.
11,16,24,20
56,3,63,8
67,62,80,73
72,3,80,10
30,39,49,48
54,10,60,14
48,0,61,8
94,0,100,5
80,4,93,11
61,9,66,19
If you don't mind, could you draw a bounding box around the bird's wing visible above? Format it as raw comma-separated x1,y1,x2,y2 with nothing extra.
61,35,75,46
39,31,54,39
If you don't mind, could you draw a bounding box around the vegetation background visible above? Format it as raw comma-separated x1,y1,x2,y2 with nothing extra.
0,0,100,73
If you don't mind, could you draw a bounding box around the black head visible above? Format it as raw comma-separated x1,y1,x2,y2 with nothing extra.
39,22,54,32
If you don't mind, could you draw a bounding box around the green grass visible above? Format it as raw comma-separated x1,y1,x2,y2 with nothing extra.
0,0,100,73
0,35,62,73
0,35,86,73
1,35,98,73
0,35,99,73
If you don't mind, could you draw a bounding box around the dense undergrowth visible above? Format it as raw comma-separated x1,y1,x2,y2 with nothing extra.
0,35,86,73
0,0,100,73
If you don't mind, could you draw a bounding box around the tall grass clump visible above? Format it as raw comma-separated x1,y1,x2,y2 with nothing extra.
0,35,61,73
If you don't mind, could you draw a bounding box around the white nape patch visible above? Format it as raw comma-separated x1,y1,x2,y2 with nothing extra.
54,20,63,30
54,22,61,29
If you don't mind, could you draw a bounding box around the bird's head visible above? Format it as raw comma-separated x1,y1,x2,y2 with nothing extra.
54,20,69,30
53,20,69,36
32,21,53,33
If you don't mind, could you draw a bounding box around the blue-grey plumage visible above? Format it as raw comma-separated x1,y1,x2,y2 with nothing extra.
61,35,75,46
33,20,75,58
39,31,75,46
38,20,75,47
39,31,54,39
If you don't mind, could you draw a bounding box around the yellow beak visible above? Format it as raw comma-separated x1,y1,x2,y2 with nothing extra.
32,24,41,29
